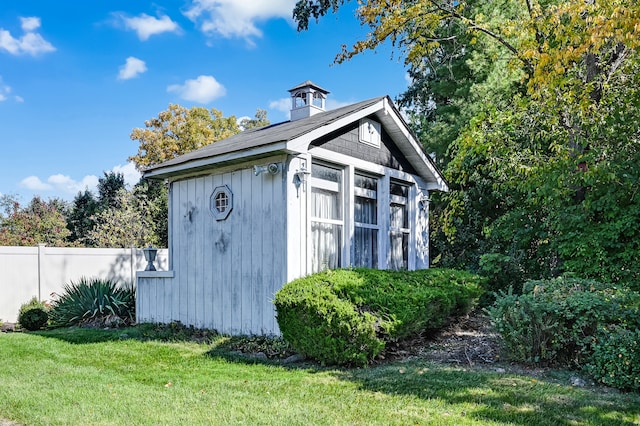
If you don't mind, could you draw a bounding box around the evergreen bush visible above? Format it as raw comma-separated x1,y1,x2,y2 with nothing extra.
585,327,640,392
274,268,483,366
18,297,49,331
487,277,640,367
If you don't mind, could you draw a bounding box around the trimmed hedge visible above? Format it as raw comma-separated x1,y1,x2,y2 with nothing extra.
274,268,484,366
18,297,49,331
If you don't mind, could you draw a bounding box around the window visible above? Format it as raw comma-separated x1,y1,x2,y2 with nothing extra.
210,185,233,221
310,163,343,273
389,181,409,270
309,162,414,272
312,92,324,108
359,118,381,148
353,173,378,268
215,192,229,213
293,92,307,108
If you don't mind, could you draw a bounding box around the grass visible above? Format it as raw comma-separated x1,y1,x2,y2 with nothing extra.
1,327,639,426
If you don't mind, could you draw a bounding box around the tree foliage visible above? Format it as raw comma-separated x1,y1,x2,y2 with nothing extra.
86,188,159,248
0,196,71,246
129,104,270,170
67,189,98,244
239,109,270,131
97,171,126,210
294,0,640,289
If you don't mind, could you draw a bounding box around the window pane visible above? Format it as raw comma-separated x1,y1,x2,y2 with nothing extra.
355,196,376,224
312,163,342,183
390,203,408,229
354,227,378,268
312,188,341,220
311,222,342,273
355,174,377,191
389,231,408,270
390,182,408,197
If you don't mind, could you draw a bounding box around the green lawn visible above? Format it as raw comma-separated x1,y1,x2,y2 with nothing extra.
1,328,639,425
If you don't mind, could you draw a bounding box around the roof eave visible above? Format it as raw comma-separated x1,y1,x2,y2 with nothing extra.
143,141,292,180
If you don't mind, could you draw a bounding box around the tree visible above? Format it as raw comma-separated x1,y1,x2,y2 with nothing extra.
0,196,71,246
239,109,270,131
97,171,126,210
87,188,158,248
129,104,239,170
67,189,98,244
294,0,640,288
134,178,169,248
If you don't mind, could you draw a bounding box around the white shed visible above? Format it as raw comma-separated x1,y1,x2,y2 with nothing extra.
136,81,448,335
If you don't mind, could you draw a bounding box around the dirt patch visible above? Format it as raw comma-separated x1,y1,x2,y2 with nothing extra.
377,309,502,366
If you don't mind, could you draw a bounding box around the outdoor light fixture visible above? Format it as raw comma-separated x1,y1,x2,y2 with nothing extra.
419,194,431,211
142,246,158,271
253,163,280,176
293,165,311,196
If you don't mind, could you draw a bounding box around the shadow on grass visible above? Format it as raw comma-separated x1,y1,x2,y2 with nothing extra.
31,327,129,344
31,322,219,345
331,362,640,426
29,325,640,425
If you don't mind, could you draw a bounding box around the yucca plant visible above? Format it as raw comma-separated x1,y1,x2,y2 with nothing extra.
49,277,135,328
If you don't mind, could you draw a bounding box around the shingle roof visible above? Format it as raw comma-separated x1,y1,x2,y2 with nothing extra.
143,97,383,173
142,95,449,192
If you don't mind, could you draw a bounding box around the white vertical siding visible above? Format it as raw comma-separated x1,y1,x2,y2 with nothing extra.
286,154,310,281
140,158,287,335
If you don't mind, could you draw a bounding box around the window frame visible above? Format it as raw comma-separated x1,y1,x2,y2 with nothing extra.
210,185,233,221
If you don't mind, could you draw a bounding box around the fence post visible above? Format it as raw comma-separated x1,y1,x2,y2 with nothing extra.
37,244,46,302
130,246,135,286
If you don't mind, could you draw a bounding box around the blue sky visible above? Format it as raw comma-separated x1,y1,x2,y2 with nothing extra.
1,1,409,203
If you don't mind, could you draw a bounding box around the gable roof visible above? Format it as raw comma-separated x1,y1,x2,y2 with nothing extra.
143,96,448,192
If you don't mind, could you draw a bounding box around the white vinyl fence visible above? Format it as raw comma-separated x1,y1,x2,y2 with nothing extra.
0,245,168,323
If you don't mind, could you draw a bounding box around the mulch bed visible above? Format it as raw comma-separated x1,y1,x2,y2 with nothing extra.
377,309,502,366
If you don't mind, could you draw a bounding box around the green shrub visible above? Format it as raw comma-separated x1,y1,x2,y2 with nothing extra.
487,277,640,367
18,297,49,331
49,277,135,328
584,327,640,391
275,268,484,366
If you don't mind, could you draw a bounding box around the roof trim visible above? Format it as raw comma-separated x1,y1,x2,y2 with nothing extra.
288,80,329,94
143,142,289,179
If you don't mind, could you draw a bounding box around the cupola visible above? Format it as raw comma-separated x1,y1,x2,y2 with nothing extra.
288,81,329,121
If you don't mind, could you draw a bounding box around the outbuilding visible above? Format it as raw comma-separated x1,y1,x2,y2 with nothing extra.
136,81,448,335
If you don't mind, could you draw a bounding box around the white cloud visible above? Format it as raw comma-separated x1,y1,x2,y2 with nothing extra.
167,75,226,104
121,13,180,41
184,0,296,42
326,99,352,110
0,16,55,56
269,97,290,115
111,162,141,188
20,17,41,32
18,162,141,198
20,176,52,191
118,57,147,80
0,77,20,103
